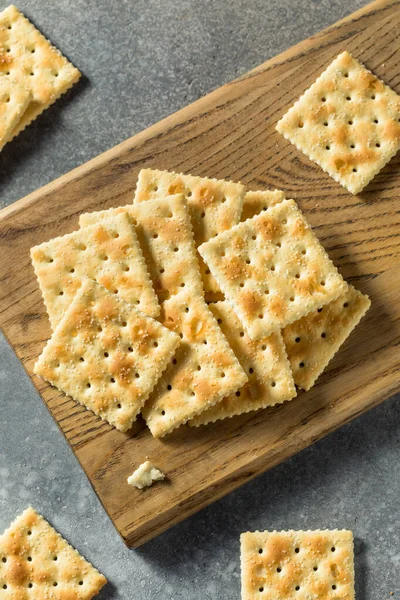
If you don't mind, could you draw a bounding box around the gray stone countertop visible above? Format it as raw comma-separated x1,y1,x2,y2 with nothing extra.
0,1,399,598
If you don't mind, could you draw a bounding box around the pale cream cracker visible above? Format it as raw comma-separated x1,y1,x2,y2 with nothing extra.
0,506,107,599
190,300,296,426
34,279,180,432
31,210,159,330
198,199,346,340
241,529,354,600
282,283,370,391
79,194,204,303
0,76,31,150
133,169,245,294
276,50,400,195
0,5,81,141
141,291,248,437
241,189,285,222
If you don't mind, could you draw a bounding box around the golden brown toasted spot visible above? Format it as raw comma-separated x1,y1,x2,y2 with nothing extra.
196,185,217,207
256,216,282,242
267,295,285,318
223,255,249,281
193,378,214,401
109,352,134,384
168,179,185,195
289,217,307,238
384,119,400,143
93,225,110,244
240,290,264,318
94,298,118,322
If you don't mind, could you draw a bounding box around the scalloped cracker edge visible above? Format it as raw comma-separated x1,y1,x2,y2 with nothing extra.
276,51,400,195
34,279,180,432
0,506,107,599
199,199,346,340
241,529,355,600
282,282,370,390
190,300,296,426
0,5,81,143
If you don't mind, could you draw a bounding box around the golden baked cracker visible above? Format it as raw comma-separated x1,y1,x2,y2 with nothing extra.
241,190,285,222
199,199,346,340
0,76,31,150
79,194,204,303
34,279,180,432
276,51,400,195
0,507,106,599
0,5,80,140
134,169,245,294
190,301,296,426
141,292,248,437
282,283,370,390
241,529,354,600
31,211,159,330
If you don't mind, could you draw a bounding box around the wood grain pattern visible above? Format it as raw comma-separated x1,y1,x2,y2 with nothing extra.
1,0,399,547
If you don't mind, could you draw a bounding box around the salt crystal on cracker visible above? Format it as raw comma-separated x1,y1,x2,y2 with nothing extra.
0,507,106,599
34,279,180,432
190,301,296,426
283,283,370,390
31,211,159,330
276,51,400,195
134,169,245,294
241,529,355,600
199,199,346,340
0,5,80,141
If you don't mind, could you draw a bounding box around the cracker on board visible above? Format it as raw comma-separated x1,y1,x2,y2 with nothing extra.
198,199,346,340
190,301,296,426
282,283,370,390
134,169,245,294
34,279,180,432
79,194,204,303
141,292,248,438
241,529,355,600
0,76,31,150
276,51,400,195
31,211,159,330
241,189,285,222
0,506,107,599
0,5,81,141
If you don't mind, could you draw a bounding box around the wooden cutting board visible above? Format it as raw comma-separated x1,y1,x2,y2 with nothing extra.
1,0,399,548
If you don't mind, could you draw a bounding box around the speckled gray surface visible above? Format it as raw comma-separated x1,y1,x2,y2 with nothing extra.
0,0,399,598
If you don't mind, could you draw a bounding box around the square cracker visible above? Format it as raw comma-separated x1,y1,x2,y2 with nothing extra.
0,76,31,150
34,279,180,432
199,199,346,340
31,211,159,330
134,169,245,294
0,506,106,599
241,190,285,222
141,292,248,437
241,529,354,600
190,301,296,426
79,194,204,302
276,51,400,195
0,5,81,141
282,283,370,391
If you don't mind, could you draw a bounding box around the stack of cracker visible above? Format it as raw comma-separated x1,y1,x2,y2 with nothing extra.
0,5,80,150
33,166,370,438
